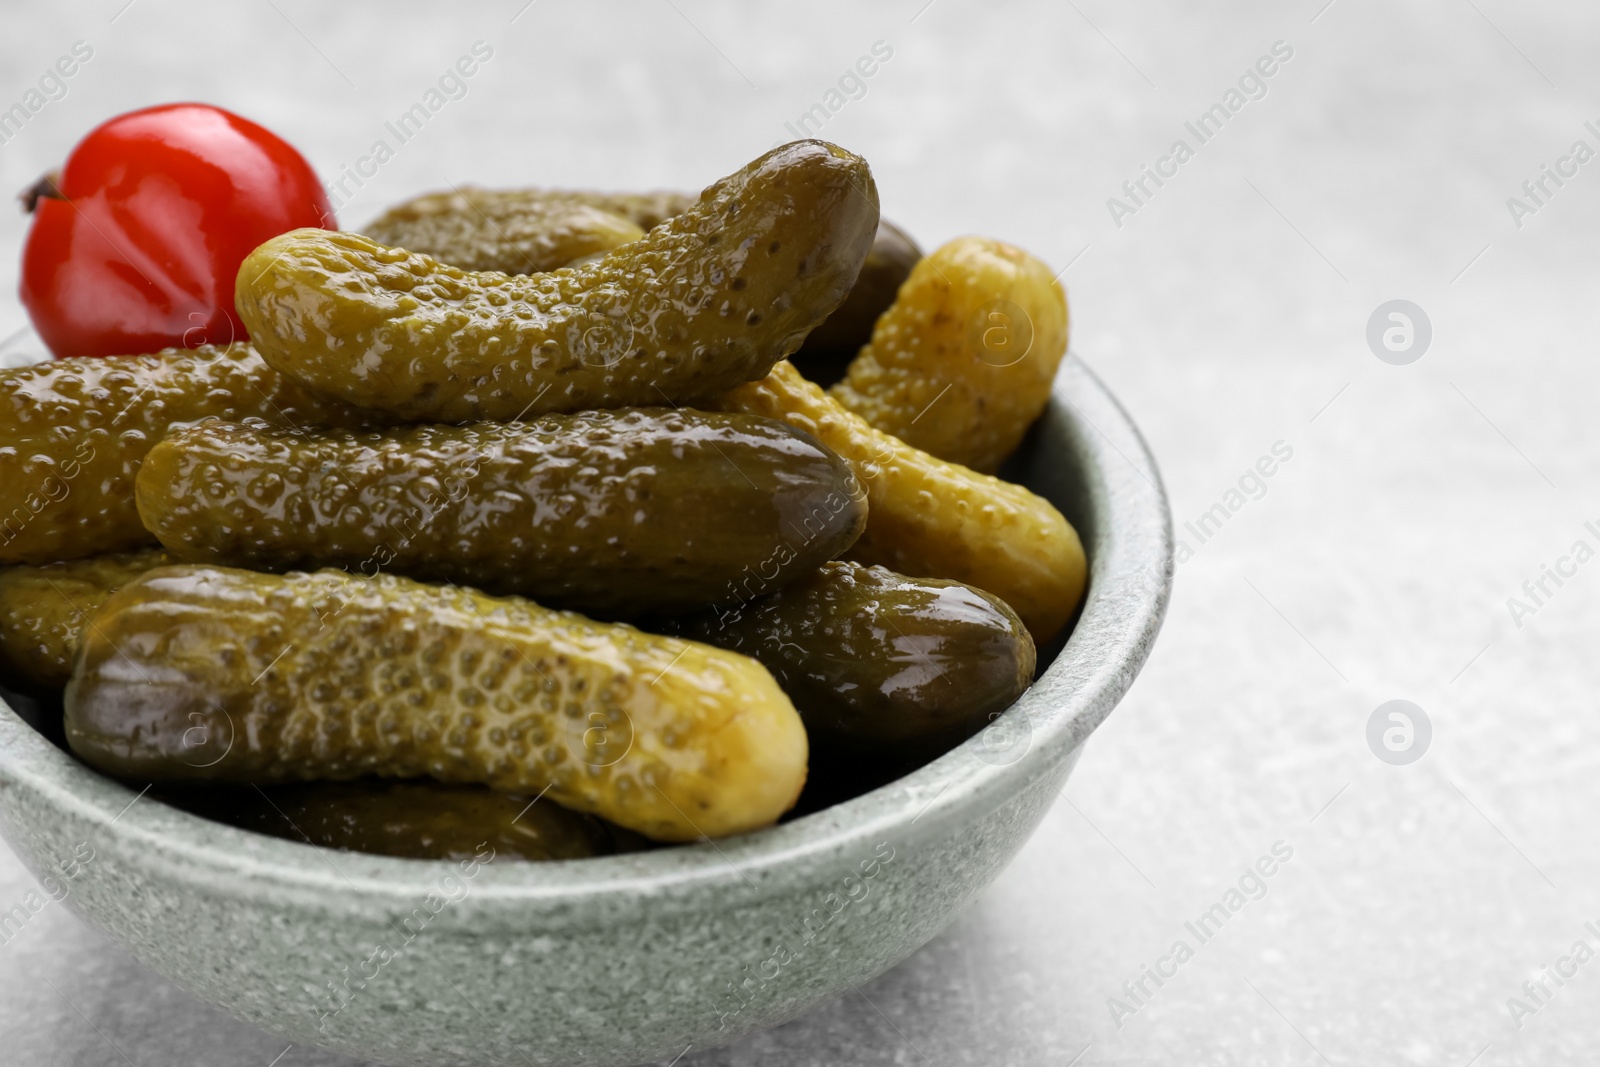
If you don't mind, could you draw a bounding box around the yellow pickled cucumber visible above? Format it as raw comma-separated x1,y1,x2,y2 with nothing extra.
717,361,1085,642
237,141,880,423
64,565,807,842
0,548,172,689
831,236,1069,473
364,196,645,274
0,344,384,566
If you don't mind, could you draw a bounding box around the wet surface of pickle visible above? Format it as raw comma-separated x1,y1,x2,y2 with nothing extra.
65,565,809,842
717,361,1086,642
365,189,921,390
237,142,880,423
0,548,173,690
136,409,866,618
159,780,648,861
831,236,1068,472
667,561,1035,756
0,344,384,566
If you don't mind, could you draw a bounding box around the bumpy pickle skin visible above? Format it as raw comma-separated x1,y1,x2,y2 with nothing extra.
366,189,920,388
0,343,384,566
135,409,866,618
236,141,880,423
831,236,1069,473
667,561,1035,755
364,197,646,275
161,780,640,861
716,361,1086,643
372,187,696,236
64,566,809,842
0,548,172,690
792,219,922,388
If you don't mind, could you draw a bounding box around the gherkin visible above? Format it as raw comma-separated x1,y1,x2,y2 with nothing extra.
237,141,880,423
0,548,173,689
716,361,1086,643
365,186,923,393
831,236,1068,473
791,219,923,388
364,195,646,275
135,409,866,618
161,780,645,861
369,186,695,239
65,565,809,843
666,561,1035,756
0,344,383,566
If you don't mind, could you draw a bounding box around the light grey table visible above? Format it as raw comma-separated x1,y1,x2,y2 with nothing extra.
3,2,1598,1063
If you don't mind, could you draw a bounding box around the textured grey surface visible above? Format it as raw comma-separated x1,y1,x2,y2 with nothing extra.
0,0,1596,1064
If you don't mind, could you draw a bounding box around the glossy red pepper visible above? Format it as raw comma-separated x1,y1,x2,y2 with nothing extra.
19,103,334,359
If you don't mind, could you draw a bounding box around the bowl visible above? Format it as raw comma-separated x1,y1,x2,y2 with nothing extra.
0,354,1172,1067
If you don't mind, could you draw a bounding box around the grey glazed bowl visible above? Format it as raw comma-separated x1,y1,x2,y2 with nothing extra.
0,354,1171,1067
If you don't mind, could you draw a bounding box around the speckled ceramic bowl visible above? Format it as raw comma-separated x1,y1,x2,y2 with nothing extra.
0,354,1171,1067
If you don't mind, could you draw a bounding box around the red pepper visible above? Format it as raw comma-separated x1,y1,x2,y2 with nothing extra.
19,102,334,358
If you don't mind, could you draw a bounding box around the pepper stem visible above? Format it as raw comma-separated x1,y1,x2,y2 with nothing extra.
18,172,64,214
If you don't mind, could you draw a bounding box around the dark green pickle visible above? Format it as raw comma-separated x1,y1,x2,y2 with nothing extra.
159,781,648,861
791,219,922,388
0,343,383,565
136,409,866,617
666,560,1036,755
0,548,172,690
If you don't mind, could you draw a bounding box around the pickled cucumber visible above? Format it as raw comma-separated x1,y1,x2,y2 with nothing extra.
0,344,383,566
0,548,172,689
667,561,1035,754
366,188,921,390
160,780,644,861
716,361,1085,642
365,196,646,275
792,219,922,388
65,565,809,842
831,236,1068,473
237,141,880,423
372,186,696,236
135,409,866,618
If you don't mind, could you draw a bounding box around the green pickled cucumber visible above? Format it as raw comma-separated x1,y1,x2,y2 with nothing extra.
135,409,866,618
364,196,646,274
0,344,383,566
364,188,916,387
0,548,172,690
667,561,1034,754
371,187,696,239
159,780,646,861
566,190,697,231
65,565,809,842
236,141,880,423
792,219,923,388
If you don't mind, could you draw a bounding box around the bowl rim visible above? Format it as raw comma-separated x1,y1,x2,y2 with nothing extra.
0,352,1173,920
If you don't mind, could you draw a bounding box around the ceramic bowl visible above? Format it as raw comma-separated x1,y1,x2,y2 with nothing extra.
0,354,1171,1067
